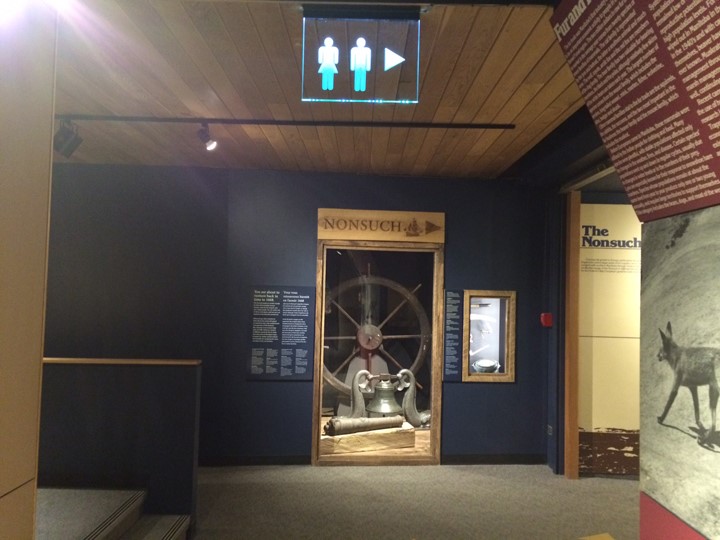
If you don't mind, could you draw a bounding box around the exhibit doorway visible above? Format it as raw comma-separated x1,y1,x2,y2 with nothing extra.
564,193,641,477
312,209,444,464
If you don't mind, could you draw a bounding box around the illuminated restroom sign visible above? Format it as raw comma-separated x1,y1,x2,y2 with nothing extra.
301,7,420,104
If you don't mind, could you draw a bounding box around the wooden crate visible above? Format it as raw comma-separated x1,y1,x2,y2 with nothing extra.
320,422,415,455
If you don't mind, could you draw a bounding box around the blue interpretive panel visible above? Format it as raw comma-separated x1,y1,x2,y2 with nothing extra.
443,289,463,381
248,286,315,380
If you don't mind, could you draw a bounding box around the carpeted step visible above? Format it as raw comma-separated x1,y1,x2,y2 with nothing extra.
36,488,146,539
120,515,190,540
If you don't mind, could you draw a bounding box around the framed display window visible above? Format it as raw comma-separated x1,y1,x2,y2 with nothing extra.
312,209,445,465
462,290,516,383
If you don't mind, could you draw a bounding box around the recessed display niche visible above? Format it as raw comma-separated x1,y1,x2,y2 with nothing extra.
312,209,444,464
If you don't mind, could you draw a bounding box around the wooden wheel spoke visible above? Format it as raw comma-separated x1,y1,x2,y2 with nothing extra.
331,299,360,328
331,347,360,377
322,275,431,396
378,345,404,371
378,283,422,329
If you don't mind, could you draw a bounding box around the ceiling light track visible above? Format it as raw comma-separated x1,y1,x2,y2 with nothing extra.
54,114,515,130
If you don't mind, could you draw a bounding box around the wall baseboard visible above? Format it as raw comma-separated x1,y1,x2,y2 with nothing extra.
442,454,546,465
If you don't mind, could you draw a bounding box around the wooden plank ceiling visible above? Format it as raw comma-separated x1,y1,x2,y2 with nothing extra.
53,1,584,178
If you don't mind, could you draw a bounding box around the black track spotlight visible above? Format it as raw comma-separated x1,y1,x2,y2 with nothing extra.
53,120,83,158
197,122,217,151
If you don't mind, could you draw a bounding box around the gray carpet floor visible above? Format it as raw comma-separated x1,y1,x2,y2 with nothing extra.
195,465,638,539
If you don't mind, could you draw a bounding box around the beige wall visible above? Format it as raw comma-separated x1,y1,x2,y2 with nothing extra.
0,5,56,537
577,204,641,431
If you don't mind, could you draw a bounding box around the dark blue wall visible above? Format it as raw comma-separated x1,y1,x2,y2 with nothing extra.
39,362,201,519
46,164,562,463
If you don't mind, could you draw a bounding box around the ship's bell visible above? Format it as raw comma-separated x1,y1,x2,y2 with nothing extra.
365,378,403,417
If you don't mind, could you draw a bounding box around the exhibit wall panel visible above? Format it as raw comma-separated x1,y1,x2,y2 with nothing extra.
641,204,720,539
579,204,641,339
578,336,640,431
0,481,35,540
0,4,56,531
46,166,554,462
45,165,228,462
577,203,640,476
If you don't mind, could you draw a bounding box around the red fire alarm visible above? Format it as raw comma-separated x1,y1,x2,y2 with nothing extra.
540,313,553,328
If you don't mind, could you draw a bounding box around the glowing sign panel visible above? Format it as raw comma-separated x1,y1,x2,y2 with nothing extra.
302,16,420,104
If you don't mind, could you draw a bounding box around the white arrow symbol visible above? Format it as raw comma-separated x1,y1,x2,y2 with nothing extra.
384,48,405,71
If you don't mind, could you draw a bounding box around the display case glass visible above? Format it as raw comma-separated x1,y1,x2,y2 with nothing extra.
461,290,516,383
312,241,443,464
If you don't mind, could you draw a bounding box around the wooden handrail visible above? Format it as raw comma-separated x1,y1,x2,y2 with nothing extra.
43,357,202,366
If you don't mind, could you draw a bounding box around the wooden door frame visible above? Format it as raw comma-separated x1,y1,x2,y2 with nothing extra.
564,191,581,478
311,239,444,465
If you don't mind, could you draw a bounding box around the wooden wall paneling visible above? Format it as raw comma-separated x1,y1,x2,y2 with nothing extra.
277,5,329,172
432,5,509,123
300,120,335,171
425,128,470,176
294,126,324,172
221,1,300,167
368,62,396,172
316,125,342,171
352,127,373,174
276,126,313,170
50,1,587,177
57,14,185,118
370,126,391,173
435,33,564,177
384,126,409,172
259,125,300,170
435,130,483,177
218,2,301,160
454,6,546,124
194,1,314,170
460,64,580,175
458,129,505,175
411,5,476,123
485,84,583,177
250,2,304,119
147,1,249,117
564,191,581,479
237,4,293,116
50,122,129,166
213,124,266,169
472,7,554,122
104,1,229,118
237,125,282,170
398,128,429,174
141,122,217,165
0,481,35,540
55,7,145,113
53,57,160,119
248,3,316,167
187,2,272,118
310,241,326,465
494,41,569,124
385,81,417,173
334,126,357,172
429,246,445,463
0,3,56,533
410,129,448,175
